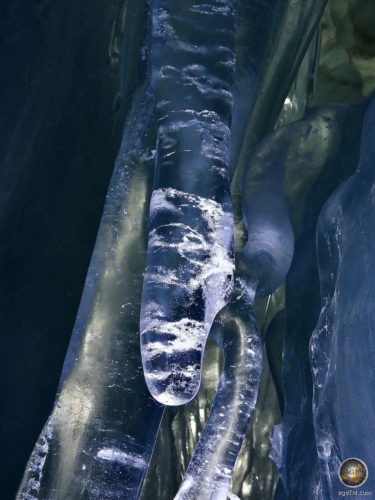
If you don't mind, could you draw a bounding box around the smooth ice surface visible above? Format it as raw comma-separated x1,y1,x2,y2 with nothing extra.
231,0,327,196
267,97,371,499
17,86,164,500
239,135,294,296
310,95,375,497
175,279,262,500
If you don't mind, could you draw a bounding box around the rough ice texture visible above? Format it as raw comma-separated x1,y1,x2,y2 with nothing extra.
19,423,54,500
141,188,234,405
97,448,147,469
141,0,237,405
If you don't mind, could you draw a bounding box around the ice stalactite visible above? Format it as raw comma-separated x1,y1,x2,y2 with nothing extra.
17,86,164,500
310,94,375,497
140,2,329,495
140,0,238,406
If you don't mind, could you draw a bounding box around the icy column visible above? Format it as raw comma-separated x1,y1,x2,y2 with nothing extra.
17,87,164,500
310,95,375,497
140,0,237,406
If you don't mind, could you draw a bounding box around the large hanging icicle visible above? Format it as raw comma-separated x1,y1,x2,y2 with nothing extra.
140,0,238,406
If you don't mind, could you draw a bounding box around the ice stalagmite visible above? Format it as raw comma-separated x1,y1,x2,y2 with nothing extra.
140,1,237,406
310,94,375,497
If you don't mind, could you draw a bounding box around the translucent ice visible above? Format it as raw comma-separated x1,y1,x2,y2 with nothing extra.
140,0,237,405
231,0,327,193
268,97,371,498
175,280,262,499
17,87,164,500
310,95,375,497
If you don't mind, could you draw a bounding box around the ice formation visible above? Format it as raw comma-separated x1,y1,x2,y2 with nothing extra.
140,0,237,405
14,1,375,499
268,96,372,499
309,95,375,497
17,86,164,499
175,279,262,499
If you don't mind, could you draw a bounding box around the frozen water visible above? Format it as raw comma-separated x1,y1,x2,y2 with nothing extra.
310,95,375,497
17,86,164,500
174,279,262,500
140,0,238,405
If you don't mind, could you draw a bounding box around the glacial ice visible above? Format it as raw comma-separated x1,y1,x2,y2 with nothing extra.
140,0,237,405
309,94,375,497
17,87,164,500
268,96,372,499
14,0,375,499
231,0,327,194
174,65,296,496
174,279,262,499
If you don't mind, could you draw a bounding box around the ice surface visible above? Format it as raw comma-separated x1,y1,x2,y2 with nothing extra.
175,279,262,500
268,97,372,498
17,86,164,500
309,95,375,497
140,0,238,405
173,140,295,496
15,1,368,498
231,0,327,195
239,141,294,297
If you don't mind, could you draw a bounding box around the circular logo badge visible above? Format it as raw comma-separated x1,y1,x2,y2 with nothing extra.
339,458,368,488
